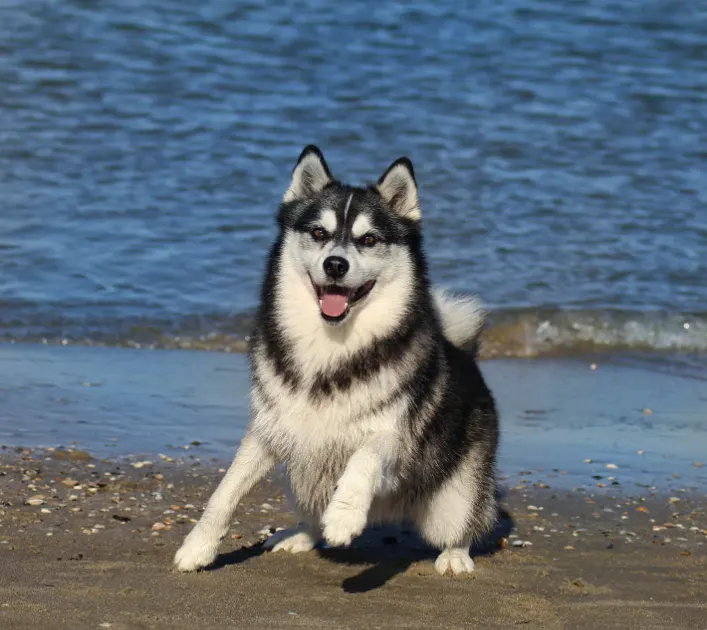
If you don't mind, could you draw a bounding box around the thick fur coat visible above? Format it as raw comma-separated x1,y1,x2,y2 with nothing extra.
175,146,499,576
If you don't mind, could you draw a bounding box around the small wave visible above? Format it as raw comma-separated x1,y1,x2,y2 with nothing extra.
483,309,706,358
1,307,706,359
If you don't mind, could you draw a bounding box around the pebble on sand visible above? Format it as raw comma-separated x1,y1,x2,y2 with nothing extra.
25,497,46,506
606,464,618,469
511,540,533,548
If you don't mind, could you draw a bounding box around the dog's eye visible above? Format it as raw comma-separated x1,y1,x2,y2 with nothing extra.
361,234,377,247
310,227,327,242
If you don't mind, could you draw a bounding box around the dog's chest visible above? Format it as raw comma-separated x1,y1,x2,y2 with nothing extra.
260,390,372,458
254,391,371,513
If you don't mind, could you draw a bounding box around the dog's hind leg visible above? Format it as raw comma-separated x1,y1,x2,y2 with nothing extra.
174,432,275,571
264,523,319,554
264,500,320,554
415,453,496,576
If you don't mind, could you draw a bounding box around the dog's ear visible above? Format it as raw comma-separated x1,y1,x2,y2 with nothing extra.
283,145,333,202
376,158,420,222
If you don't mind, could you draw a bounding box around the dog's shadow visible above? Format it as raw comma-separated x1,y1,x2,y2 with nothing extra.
208,504,514,593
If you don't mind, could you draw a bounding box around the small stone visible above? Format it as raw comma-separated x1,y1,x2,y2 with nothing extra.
152,522,167,531
61,478,78,487
642,408,653,415
564,545,574,551
26,497,46,506
637,450,645,455
606,464,618,469
511,540,532,548
590,364,597,370
583,459,592,464
668,497,681,504
131,461,152,469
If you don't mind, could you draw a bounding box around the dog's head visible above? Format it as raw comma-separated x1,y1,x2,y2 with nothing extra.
277,146,423,327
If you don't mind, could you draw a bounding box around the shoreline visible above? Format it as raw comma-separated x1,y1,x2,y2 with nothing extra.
1,343,705,492
1,448,705,629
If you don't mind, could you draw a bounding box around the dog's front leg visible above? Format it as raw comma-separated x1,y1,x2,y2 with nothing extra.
174,431,275,571
321,431,398,547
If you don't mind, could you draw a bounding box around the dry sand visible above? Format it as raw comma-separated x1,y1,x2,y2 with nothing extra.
1,448,705,629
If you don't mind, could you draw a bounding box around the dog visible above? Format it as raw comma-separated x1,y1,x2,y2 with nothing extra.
174,146,499,576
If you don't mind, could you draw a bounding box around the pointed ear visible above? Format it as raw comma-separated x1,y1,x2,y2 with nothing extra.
376,157,420,221
283,145,333,202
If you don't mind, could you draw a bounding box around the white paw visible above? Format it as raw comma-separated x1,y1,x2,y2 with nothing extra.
321,500,367,547
264,528,317,554
173,526,220,572
435,548,475,576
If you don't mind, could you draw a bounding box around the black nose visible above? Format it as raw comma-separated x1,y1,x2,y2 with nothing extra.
323,256,349,280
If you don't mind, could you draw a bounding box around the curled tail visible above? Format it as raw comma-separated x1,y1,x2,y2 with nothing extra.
433,288,485,351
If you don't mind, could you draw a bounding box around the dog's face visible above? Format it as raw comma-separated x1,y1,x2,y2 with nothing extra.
278,146,422,326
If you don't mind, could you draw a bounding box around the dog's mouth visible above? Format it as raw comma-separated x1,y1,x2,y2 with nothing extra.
310,278,376,324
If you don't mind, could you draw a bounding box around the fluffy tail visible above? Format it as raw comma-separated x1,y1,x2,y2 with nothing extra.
433,288,485,350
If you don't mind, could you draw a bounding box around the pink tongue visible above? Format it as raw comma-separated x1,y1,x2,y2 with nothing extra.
321,294,349,318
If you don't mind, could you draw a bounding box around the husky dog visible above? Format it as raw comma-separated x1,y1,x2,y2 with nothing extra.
174,146,499,576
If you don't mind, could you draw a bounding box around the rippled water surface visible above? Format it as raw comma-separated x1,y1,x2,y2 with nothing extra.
1,0,706,358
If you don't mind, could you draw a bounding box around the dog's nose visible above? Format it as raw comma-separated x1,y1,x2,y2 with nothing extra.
323,256,349,280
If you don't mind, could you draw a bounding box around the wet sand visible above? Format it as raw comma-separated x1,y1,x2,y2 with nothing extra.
1,448,705,629
1,344,706,490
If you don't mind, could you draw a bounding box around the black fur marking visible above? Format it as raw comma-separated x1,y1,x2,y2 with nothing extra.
401,342,498,506
308,317,423,399
254,235,301,391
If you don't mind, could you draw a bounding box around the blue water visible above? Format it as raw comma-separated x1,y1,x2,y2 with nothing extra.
1,0,706,357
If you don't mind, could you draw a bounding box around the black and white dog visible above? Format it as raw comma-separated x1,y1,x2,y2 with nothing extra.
175,146,499,575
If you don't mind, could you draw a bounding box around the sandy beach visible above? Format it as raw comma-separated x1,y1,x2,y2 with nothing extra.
1,344,706,628
0,447,705,630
